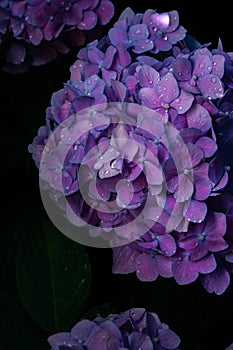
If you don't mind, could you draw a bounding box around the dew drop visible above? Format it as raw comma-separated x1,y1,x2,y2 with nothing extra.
211,76,217,83
164,35,168,40
135,29,141,34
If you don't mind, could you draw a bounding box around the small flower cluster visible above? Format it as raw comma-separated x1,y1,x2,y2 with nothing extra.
29,7,233,294
48,308,181,350
0,0,114,73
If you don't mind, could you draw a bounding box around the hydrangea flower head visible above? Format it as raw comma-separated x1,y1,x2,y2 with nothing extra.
29,7,233,294
0,0,114,72
48,308,181,350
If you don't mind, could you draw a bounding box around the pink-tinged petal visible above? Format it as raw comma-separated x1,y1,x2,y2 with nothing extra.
197,74,224,99
173,57,192,81
158,234,176,256
112,245,139,274
96,0,115,25
192,52,212,76
155,255,173,277
185,200,207,223
175,174,194,202
109,28,128,46
195,136,217,158
138,65,160,88
158,72,179,103
139,88,161,109
201,267,230,295
193,178,212,200
195,253,217,274
173,255,199,285
136,253,159,281
170,89,194,114
186,103,212,132
144,161,163,185
211,54,225,78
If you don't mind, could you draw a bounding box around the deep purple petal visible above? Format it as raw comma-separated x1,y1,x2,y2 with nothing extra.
201,267,230,295
173,255,199,285
158,329,181,349
158,234,176,256
136,253,159,281
112,246,139,274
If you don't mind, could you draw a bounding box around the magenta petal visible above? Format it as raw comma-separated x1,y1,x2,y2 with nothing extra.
158,72,179,103
173,256,199,285
136,253,159,281
112,246,139,274
185,200,207,223
186,103,212,132
195,136,217,158
193,178,212,200
170,89,194,114
197,74,224,99
201,267,230,295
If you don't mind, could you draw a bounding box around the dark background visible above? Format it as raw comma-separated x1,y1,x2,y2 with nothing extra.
1,1,233,349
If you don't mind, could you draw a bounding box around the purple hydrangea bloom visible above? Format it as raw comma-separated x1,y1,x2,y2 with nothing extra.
29,7,233,294
0,0,114,72
48,308,181,350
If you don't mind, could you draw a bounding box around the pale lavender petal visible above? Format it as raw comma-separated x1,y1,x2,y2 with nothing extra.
197,74,224,99
186,103,212,132
170,89,194,114
184,200,207,223
158,72,179,103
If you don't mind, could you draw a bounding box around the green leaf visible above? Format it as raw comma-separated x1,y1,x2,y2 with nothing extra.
16,216,91,334
0,291,49,350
